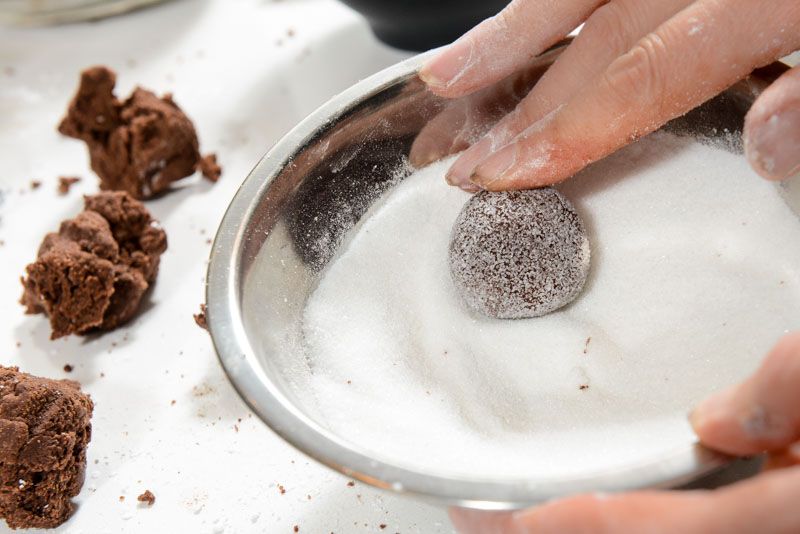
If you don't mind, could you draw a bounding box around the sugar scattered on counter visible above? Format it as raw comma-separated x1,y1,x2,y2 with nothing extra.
299,132,800,478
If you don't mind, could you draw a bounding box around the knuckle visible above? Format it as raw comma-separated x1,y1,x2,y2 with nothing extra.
490,0,523,32
601,33,670,116
581,2,633,55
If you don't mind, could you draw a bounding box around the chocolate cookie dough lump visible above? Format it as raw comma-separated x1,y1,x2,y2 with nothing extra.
58,66,219,199
0,366,93,530
449,188,590,319
20,191,167,339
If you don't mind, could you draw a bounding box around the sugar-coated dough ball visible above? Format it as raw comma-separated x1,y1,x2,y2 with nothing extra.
449,188,590,319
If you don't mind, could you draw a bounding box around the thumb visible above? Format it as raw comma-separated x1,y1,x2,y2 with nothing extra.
691,332,800,456
744,64,800,181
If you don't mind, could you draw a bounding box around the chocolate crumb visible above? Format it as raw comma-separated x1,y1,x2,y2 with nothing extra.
30,180,42,190
379,525,387,530
57,176,82,195
346,481,355,487
579,384,589,390
198,153,222,182
193,304,208,330
583,336,592,354
170,400,176,406
119,496,125,502
137,490,155,506
63,364,73,373
293,526,299,533
278,484,286,494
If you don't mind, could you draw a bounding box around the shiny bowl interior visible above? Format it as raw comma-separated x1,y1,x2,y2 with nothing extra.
206,43,788,509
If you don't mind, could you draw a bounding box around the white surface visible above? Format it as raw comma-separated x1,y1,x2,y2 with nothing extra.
0,1,453,532
300,136,800,479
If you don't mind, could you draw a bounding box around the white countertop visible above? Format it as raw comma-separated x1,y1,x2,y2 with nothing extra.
0,1,454,532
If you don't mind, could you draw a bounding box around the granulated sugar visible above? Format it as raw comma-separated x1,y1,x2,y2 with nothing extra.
300,132,800,479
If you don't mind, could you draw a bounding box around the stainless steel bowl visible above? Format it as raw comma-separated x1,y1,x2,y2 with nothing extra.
206,43,786,509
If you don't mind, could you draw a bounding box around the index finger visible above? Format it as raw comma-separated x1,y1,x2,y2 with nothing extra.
419,0,603,98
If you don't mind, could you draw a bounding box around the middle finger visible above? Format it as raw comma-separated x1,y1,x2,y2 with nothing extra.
446,0,696,189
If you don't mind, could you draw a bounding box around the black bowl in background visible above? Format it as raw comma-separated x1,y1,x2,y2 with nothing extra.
339,0,511,51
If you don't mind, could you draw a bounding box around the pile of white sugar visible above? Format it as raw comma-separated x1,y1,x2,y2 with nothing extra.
299,132,800,479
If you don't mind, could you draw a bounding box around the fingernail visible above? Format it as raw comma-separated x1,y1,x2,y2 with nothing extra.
692,386,793,442
410,146,444,168
746,108,800,181
449,509,516,534
419,37,474,89
689,385,738,432
445,139,492,188
470,144,518,188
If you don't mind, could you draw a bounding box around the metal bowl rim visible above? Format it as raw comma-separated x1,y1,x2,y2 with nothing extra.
206,49,733,509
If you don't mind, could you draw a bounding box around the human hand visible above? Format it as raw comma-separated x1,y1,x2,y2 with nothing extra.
414,0,800,191
449,332,800,533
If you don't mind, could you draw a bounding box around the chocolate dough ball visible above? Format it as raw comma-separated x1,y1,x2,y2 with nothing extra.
0,366,93,529
449,188,590,319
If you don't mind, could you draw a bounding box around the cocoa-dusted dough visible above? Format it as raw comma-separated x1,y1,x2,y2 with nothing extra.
58,66,219,199
20,191,167,339
0,366,93,530
449,188,590,319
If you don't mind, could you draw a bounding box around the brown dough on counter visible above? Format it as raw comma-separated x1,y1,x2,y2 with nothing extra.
137,490,155,506
193,304,208,331
20,191,167,339
57,176,82,195
0,366,93,530
198,153,222,183
58,66,206,199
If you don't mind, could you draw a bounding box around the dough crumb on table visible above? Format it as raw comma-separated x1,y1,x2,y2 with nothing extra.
0,366,93,530
136,490,155,506
58,66,215,199
193,304,208,330
20,191,167,339
198,153,222,182
57,176,82,195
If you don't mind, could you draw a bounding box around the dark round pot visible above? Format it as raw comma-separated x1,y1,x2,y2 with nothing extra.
339,0,511,51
